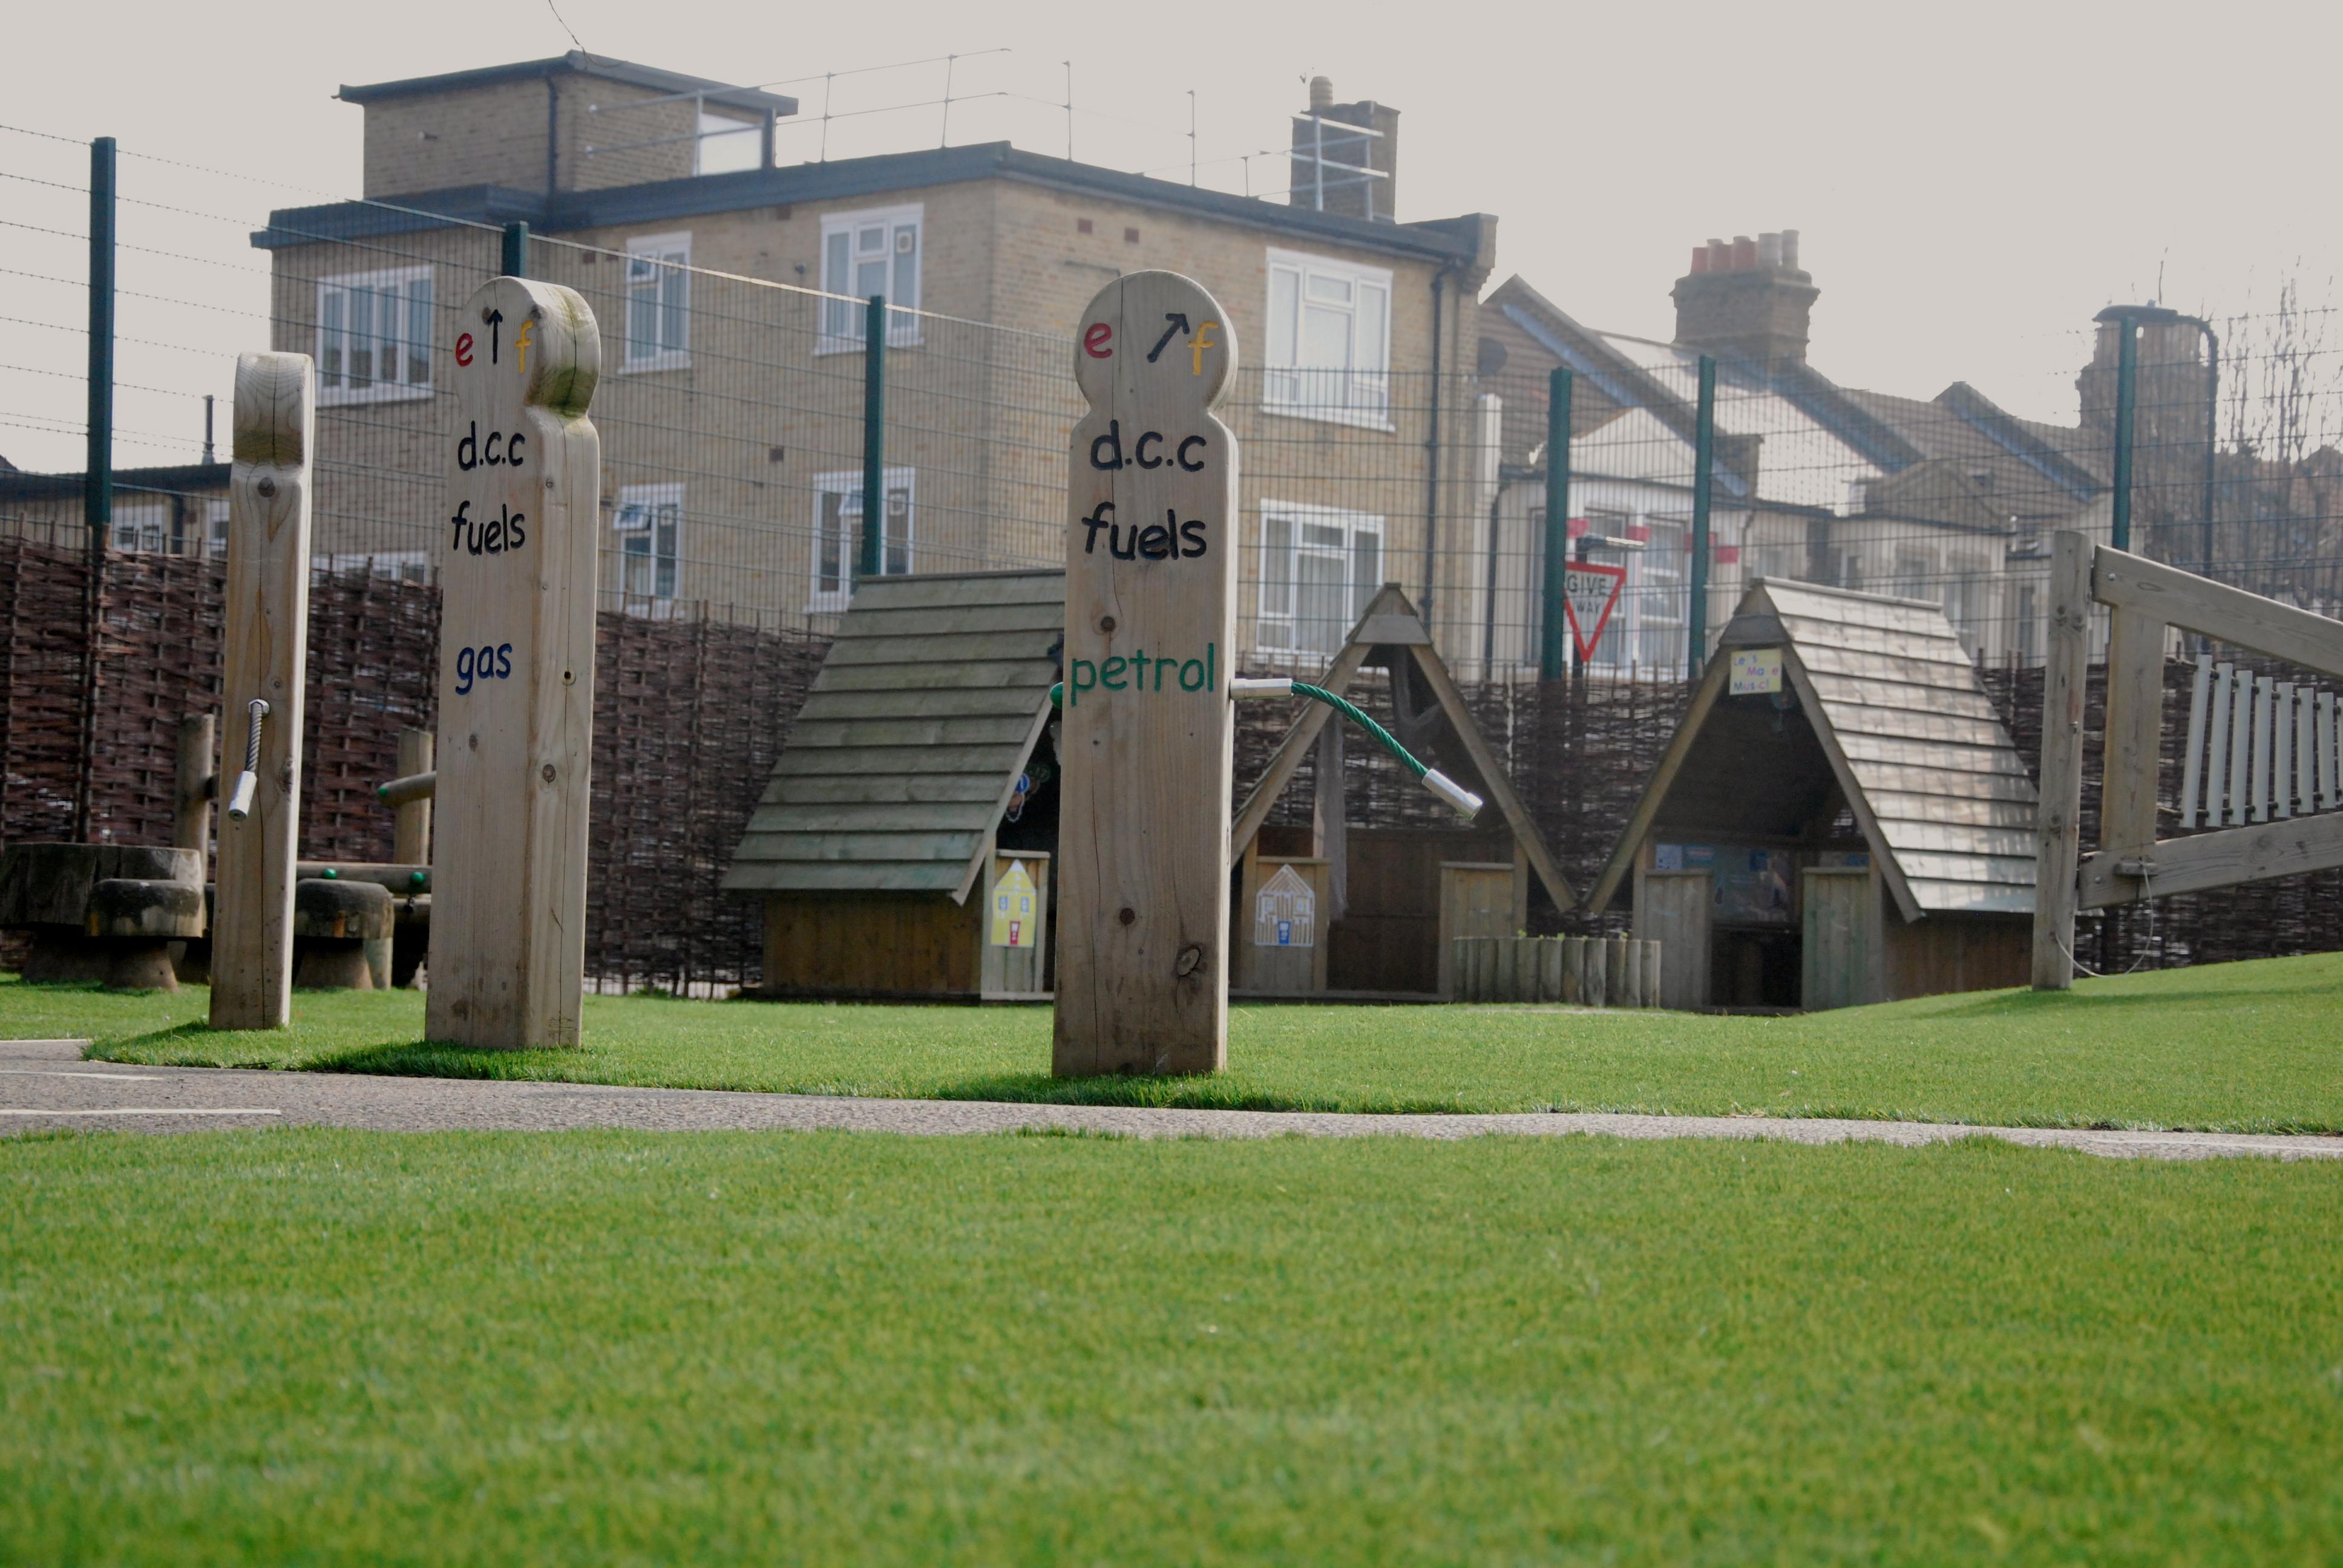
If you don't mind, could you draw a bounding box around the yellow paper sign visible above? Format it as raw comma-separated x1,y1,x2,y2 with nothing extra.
990,860,1037,947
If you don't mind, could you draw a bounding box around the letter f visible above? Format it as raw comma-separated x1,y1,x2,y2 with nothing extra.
1191,321,1220,376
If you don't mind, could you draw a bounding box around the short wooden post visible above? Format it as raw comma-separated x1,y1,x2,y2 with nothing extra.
392,727,434,866
1539,936,1564,1002
1561,936,1584,1004
1584,936,1609,1008
2099,603,2166,857
1494,933,1518,1002
174,713,214,861
427,278,601,1049
211,351,313,1031
1054,271,1237,1076
1641,939,1663,1007
2032,530,2091,990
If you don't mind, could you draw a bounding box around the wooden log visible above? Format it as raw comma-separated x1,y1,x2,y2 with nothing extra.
1539,936,1564,1003
2082,812,2343,907
1641,940,1663,1007
2094,545,2343,682
1055,271,1237,1076
88,879,205,993
1584,936,1609,1010
175,714,214,862
2031,531,2089,990
212,351,313,1030
1493,933,1518,1002
1561,936,1584,1005
427,278,601,1050
295,863,430,895
393,728,434,866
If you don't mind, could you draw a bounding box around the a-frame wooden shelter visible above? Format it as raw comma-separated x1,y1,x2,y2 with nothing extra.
1230,586,1575,998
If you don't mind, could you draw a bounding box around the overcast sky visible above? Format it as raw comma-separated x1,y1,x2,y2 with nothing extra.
5,0,2338,471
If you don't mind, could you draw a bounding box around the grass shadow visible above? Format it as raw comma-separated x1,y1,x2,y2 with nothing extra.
923,1071,1480,1116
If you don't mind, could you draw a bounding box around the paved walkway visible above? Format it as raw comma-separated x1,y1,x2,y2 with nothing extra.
4,1037,2338,1161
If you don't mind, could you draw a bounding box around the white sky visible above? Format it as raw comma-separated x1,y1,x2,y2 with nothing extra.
5,0,2338,472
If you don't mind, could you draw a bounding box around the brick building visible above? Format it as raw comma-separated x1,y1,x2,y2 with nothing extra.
253,53,1502,661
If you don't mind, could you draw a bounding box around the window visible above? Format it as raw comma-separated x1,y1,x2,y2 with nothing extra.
2016,584,2040,664
314,550,430,584
1264,248,1391,426
614,483,684,610
1256,503,1381,655
623,234,691,370
109,500,170,554
694,111,762,175
1636,520,1687,671
206,499,229,559
1892,550,1936,604
810,468,915,607
819,205,922,351
317,266,433,403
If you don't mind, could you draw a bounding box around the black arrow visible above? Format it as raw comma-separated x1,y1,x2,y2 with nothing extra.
1146,313,1191,364
485,309,504,365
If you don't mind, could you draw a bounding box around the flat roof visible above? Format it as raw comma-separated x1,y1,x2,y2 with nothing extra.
338,51,796,117
251,142,1489,267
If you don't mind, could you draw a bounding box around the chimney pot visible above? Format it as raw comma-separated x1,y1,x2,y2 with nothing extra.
1689,246,1710,275
1781,229,1800,270
1757,232,1783,268
1732,235,1757,269
1309,76,1333,113
1706,238,1728,272
1672,224,1818,363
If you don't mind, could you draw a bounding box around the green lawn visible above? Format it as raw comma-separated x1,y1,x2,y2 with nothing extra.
4,1128,2339,1564
44,952,2343,1133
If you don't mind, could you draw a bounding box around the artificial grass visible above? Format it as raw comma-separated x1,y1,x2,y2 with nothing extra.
47,952,2343,1134
3,1128,2340,1564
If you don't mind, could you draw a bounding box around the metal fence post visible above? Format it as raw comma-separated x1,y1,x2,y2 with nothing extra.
858,293,886,581
502,221,529,278
77,135,116,842
2111,318,2137,552
1539,367,1572,681
1689,354,1715,680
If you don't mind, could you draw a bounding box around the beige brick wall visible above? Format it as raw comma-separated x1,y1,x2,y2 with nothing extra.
362,81,555,197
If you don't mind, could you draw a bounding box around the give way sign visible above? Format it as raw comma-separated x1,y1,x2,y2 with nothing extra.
1562,560,1627,661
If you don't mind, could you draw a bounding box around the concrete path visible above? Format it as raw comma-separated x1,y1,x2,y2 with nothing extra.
4,1037,2338,1161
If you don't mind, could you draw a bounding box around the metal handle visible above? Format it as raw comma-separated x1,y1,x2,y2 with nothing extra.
225,698,268,823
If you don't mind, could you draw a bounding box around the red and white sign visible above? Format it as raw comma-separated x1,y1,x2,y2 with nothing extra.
1562,560,1627,661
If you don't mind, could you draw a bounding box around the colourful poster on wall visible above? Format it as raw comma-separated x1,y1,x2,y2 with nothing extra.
990,860,1037,947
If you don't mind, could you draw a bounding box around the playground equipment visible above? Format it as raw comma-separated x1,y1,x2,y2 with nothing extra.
425,275,601,1048
0,844,204,990
2034,532,2343,987
1589,578,2035,1010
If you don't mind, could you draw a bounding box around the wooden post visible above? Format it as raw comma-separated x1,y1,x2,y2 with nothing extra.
211,351,313,1030
1054,271,1237,1077
392,727,434,866
174,713,214,861
2031,531,2091,990
427,277,601,1050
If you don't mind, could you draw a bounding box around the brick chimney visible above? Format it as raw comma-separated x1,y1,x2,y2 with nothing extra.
1671,230,1818,364
1290,76,1398,221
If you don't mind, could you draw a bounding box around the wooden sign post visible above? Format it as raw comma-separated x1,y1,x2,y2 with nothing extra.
1054,271,1239,1076
211,351,313,1031
426,277,601,1048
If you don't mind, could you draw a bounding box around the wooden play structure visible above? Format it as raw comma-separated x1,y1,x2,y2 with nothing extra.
1231,584,1577,1000
2034,532,2343,987
1588,579,2036,1011
721,569,1063,1001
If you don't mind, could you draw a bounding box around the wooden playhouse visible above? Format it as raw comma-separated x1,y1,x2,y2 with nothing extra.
1231,586,1575,998
1587,579,2036,1010
721,569,1063,1001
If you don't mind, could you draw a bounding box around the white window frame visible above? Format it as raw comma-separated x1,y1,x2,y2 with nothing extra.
109,499,172,554
614,483,685,612
1253,501,1383,657
693,111,763,175
817,204,923,353
315,265,434,406
622,233,692,372
205,498,230,560
1263,247,1394,431
313,550,431,584
809,466,916,610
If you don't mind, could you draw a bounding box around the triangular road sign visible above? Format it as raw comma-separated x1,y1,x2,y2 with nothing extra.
1562,560,1627,661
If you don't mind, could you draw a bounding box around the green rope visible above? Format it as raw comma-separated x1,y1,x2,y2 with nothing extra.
1289,682,1429,780
1044,680,1432,780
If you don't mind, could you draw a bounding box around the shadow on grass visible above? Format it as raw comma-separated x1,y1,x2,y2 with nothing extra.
309,1041,580,1080
923,1071,1478,1116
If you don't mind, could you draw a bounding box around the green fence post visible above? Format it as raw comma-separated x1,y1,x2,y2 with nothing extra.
78,135,116,843
2111,318,2137,552
501,221,529,279
1689,354,1715,680
1539,367,1573,681
858,294,886,581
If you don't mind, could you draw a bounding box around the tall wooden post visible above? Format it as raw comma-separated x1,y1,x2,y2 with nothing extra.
211,352,313,1030
2031,530,2091,990
392,727,434,866
426,277,601,1049
1054,271,1238,1076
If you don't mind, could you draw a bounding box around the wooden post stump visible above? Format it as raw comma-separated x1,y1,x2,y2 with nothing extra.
88,878,205,991
1054,272,1237,1076
293,878,394,990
